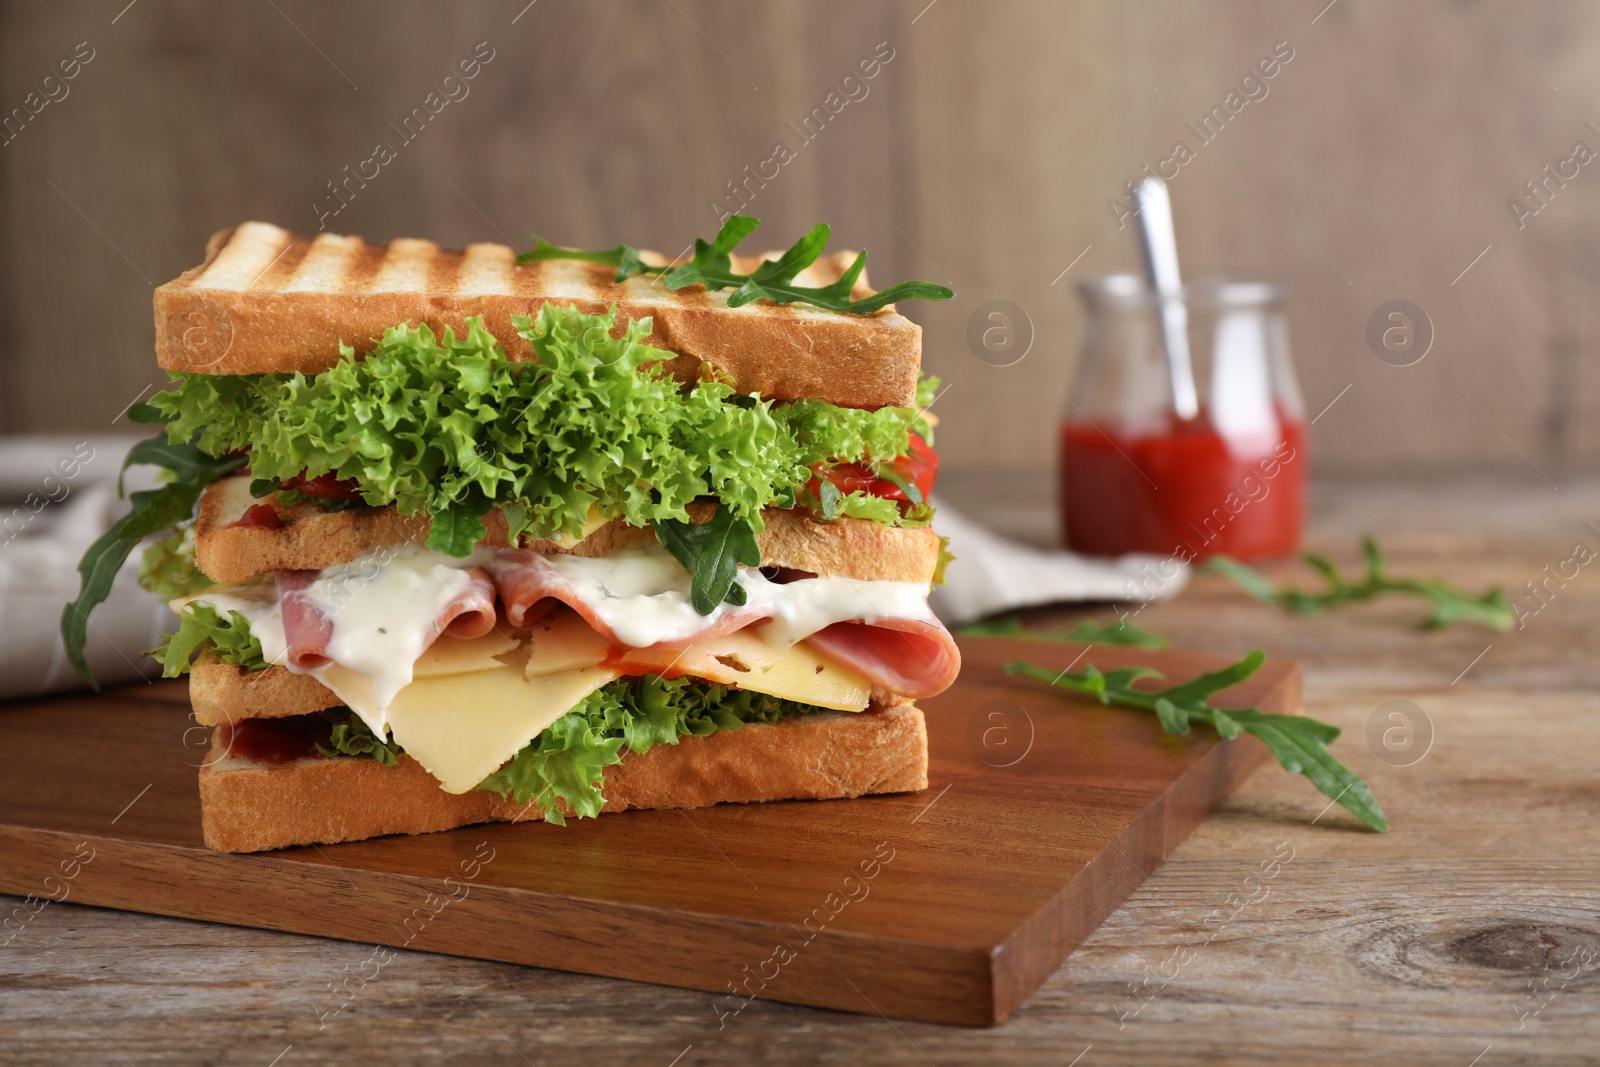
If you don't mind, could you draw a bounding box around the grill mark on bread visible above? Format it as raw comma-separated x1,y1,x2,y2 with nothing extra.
583,260,623,306
254,234,311,290
511,257,548,300
346,240,389,292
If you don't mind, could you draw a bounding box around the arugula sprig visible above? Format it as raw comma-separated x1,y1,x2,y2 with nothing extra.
518,215,954,316
61,407,246,688
1209,536,1513,631
1005,651,1387,832
960,616,1168,648
654,507,761,615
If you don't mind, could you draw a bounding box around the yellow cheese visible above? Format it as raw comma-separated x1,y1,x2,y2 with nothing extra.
520,613,871,712
673,632,872,712
384,665,618,793
413,629,518,678
524,612,612,677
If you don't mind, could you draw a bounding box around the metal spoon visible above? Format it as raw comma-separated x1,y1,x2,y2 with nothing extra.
1132,177,1200,420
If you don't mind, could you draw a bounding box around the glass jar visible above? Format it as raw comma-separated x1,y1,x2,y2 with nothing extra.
1059,275,1306,562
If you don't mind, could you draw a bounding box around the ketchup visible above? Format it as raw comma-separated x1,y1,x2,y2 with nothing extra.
217,716,333,765
279,471,364,500
234,503,282,529
1059,409,1305,562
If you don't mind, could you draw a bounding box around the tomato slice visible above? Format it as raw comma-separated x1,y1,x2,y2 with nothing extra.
809,432,939,505
278,471,364,500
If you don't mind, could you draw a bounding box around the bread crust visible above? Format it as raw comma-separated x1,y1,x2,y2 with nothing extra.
153,222,921,409
191,654,342,725
197,703,927,852
194,478,939,584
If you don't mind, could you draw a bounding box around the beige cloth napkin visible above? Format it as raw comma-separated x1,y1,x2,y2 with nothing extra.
927,498,1187,626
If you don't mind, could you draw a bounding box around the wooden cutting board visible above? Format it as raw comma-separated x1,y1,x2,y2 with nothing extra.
0,637,1298,1026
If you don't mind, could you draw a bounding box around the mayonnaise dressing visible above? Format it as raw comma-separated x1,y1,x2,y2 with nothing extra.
539,542,936,648
303,544,495,712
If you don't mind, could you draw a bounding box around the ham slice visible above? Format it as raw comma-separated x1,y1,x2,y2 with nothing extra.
278,570,334,670
434,568,498,639
278,566,497,671
490,550,766,648
802,617,962,700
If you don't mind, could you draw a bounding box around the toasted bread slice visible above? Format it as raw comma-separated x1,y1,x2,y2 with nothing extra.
194,477,940,585
197,703,927,852
153,222,921,409
190,654,344,725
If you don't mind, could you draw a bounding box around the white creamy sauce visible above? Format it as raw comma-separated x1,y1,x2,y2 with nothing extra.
304,544,495,712
182,541,934,740
541,542,935,648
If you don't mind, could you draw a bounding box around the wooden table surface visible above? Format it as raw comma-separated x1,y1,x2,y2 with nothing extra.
5,474,1598,1066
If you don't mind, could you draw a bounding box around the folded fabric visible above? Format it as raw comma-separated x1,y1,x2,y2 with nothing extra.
928,498,1187,626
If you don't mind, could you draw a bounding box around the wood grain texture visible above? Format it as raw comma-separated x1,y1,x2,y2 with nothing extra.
0,637,1294,1029
2,477,1596,1064
5,2,1599,478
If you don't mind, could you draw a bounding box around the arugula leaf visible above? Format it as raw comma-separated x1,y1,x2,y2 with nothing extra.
874,464,923,506
62,435,245,688
514,237,656,282
146,602,266,677
125,400,171,425
958,616,1168,649
521,215,954,316
1005,651,1386,832
426,493,493,557
655,507,761,615
1209,536,1514,631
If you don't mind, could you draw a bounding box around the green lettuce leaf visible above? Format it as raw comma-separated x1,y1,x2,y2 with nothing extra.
147,602,267,678
318,719,402,766
137,522,210,601
147,307,936,554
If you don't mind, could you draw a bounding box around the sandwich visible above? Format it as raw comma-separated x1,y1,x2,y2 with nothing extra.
63,215,960,853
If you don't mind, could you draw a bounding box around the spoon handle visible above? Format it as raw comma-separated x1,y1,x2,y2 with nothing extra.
1133,178,1200,420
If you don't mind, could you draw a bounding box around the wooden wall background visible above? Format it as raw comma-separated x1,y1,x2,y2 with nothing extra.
2,0,1595,480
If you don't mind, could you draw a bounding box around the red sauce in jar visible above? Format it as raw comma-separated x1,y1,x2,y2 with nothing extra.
1059,409,1305,562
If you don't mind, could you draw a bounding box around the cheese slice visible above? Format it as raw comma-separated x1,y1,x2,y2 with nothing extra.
384,666,618,793
413,629,518,677
521,612,871,712
524,611,612,677
671,630,872,712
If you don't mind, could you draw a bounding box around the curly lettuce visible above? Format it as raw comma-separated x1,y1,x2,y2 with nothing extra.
147,305,936,555
147,602,267,677
321,674,815,825
137,522,210,601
